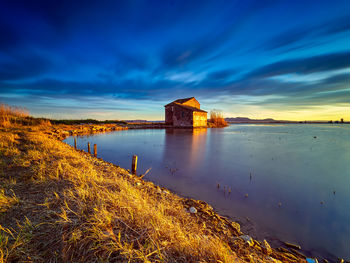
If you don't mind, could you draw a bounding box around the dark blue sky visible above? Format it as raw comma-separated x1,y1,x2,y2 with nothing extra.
1,0,350,120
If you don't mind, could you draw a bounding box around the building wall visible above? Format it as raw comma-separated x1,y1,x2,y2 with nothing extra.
165,100,207,127
165,105,174,125
182,98,200,109
172,105,193,127
193,111,207,127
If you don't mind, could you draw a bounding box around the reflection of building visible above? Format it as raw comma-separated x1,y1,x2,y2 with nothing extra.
164,97,207,128
163,128,207,175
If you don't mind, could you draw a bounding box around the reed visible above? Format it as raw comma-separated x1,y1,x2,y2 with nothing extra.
208,109,228,127
0,103,50,127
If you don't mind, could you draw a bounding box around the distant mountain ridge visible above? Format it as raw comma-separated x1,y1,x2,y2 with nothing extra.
225,117,283,123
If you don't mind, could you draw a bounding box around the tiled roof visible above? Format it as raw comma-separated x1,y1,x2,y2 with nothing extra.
164,97,194,107
173,97,194,104
173,103,207,113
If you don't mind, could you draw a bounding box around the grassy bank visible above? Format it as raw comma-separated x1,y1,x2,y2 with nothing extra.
0,115,305,262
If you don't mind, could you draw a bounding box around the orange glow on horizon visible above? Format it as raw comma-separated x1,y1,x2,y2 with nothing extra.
224,105,350,122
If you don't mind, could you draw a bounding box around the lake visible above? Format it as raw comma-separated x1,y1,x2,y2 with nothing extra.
65,124,350,261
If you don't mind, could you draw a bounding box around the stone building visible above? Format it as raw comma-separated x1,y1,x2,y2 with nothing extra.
164,97,207,127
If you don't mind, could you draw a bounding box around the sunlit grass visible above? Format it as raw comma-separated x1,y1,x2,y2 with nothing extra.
0,125,240,262
0,107,302,262
208,110,228,128
0,103,50,127
0,190,19,213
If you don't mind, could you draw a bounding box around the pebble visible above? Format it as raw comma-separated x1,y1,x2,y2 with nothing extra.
240,235,253,246
189,207,197,214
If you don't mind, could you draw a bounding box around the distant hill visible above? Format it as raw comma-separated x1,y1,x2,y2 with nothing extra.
225,117,290,123
124,120,163,123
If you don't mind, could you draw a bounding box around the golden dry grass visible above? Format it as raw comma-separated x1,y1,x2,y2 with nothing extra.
0,126,241,262
0,103,50,127
208,110,228,128
0,113,304,262
0,104,28,127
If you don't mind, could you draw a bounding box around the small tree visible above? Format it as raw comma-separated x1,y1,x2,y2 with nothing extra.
208,109,228,127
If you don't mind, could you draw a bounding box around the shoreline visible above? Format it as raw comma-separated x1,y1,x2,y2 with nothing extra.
57,124,310,260
0,123,308,262
61,123,346,262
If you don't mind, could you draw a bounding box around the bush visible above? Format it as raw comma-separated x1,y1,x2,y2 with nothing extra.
208,110,228,128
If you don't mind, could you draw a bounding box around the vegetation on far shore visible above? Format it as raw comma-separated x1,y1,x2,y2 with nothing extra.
50,119,128,125
0,104,305,262
207,110,228,128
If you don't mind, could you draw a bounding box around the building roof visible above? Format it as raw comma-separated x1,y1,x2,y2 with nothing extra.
173,97,195,104
164,97,195,107
172,102,207,113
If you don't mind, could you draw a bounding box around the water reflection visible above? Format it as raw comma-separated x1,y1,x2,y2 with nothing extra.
163,128,207,177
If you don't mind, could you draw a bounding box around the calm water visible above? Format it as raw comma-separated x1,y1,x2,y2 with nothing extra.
65,124,350,261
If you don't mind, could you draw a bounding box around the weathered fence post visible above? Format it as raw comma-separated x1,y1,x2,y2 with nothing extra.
74,137,77,150
87,142,91,154
131,155,138,175
94,144,97,157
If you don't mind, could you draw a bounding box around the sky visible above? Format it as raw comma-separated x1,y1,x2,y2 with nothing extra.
1,0,350,121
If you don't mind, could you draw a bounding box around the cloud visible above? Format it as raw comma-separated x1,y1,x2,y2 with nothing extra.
255,88,350,110
159,0,278,71
0,20,19,50
0,77,190,101
114,51,150,75
259,14,350,52
263,27,313,51
0,52,51,81
245,51,350,79
206,69,236,81
322,15,350,35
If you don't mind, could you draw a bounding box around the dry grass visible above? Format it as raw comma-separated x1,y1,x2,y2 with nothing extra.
0,126,240,262
0,104,28,127
208,110,228,128
0,103,50,127
0,112,304,262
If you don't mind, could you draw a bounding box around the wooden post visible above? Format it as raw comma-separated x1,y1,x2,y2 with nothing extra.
74,137,77,150
87,142,91,154
131,155,138,175
93,144,97,157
